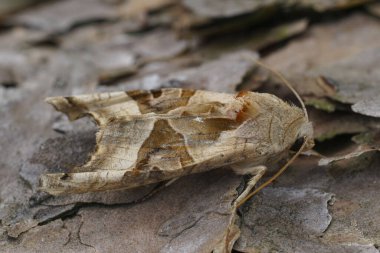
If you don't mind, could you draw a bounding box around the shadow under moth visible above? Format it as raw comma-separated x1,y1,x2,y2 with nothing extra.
39,65,314,206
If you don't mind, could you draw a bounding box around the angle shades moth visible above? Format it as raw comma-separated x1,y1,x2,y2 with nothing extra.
40,83,314,201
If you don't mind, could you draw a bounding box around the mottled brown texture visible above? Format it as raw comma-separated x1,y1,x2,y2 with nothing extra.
40,88,311,195
135,119,194,171
126,89,196,114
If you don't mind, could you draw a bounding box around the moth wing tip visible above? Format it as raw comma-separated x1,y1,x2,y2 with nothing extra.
44,96,65,105
38,173,68,196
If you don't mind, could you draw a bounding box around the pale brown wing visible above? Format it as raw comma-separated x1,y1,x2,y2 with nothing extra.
39,117,249,195
45,88,197,125
40,89,258,195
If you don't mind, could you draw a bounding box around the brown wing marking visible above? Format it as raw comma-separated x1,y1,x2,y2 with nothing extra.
45,91,140,124
133,119,194,173
70,117,156,173
126,88,196,114
171,117,240,143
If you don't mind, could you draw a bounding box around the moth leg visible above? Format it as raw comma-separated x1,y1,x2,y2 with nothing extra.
232,165,267,206
133,177,180,204
164,177,179,187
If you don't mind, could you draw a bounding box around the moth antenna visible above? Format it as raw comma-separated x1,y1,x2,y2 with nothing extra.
236,58,311,208
253,60,309,121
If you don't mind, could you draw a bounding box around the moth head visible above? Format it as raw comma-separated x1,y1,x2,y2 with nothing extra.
273,106,313,154
289,120,314,153
236,92,314,152
297,121,314,151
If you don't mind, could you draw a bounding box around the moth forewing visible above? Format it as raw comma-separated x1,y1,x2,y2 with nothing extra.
40,88,312,196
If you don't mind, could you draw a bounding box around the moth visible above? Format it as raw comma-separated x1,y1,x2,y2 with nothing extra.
40,80,314,205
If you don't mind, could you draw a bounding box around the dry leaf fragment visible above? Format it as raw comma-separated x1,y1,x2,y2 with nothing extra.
163,50,259,92
121,0,176,18
0,0,42,16
264,13,380,74
310,48,380,117
10,0,118,34
197,19,308,59
182,0,371,19
114,50,259,92
366,2,380,17
75,171,244,253
352,97,380,118
234,187,334,252
310,109,380,142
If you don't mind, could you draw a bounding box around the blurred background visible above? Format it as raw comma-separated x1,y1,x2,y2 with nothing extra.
0,1,380,252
